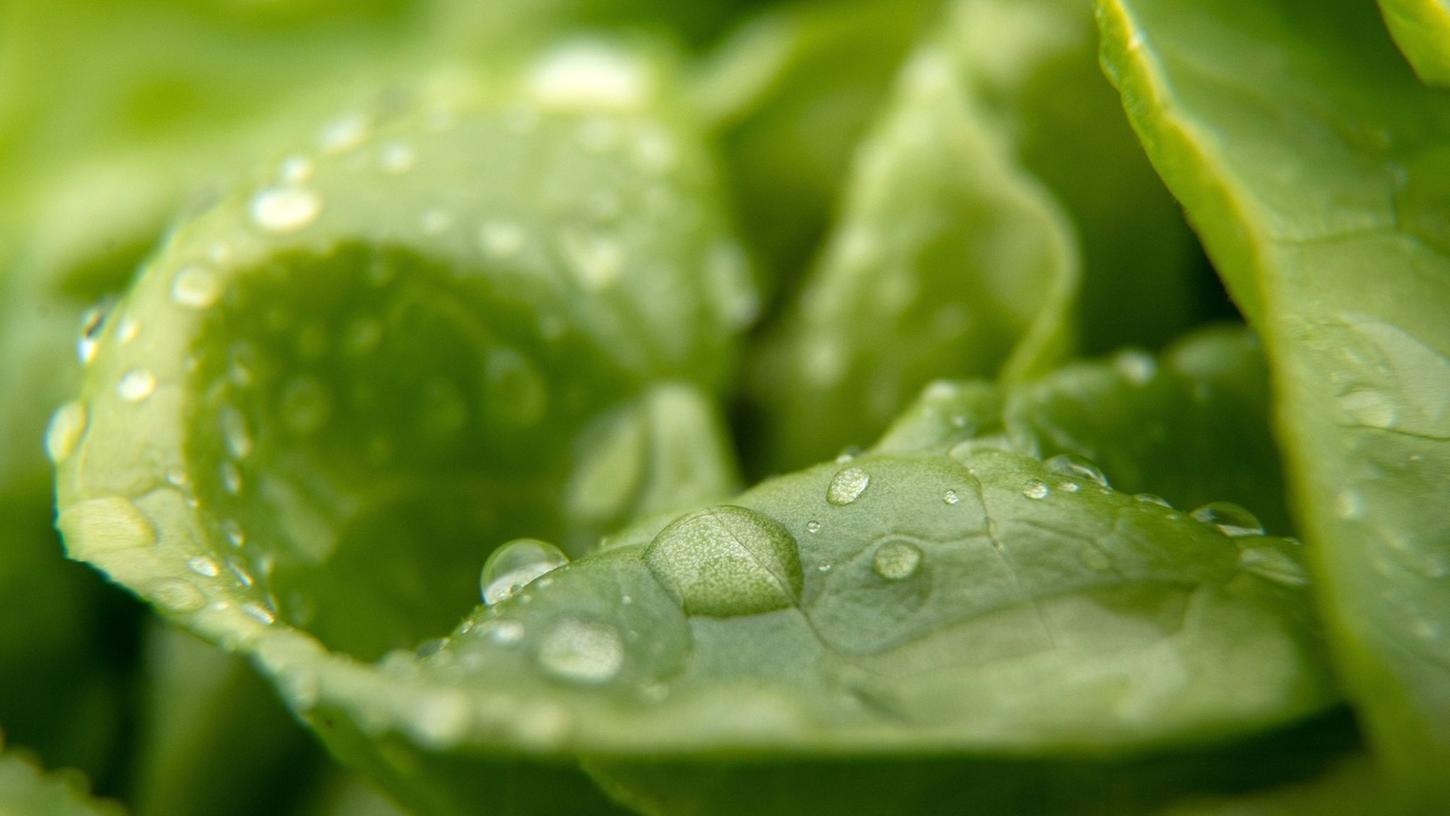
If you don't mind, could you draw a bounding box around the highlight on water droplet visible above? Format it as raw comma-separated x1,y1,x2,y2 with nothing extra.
827,466,871,506
250,186,322,233
1135,493,1173,509
644,505,802,617
1189,501,1264,537
537,618,624,684
117,369,158,402
171,264,223,309
45,401,87,463
481,538,569,606
1022,480,1050,500
1044,453,1109,488
872,538,923,581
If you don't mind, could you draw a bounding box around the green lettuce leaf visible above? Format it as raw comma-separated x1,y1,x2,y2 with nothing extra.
1378,0,1450,86
1098,0,1450,797
0,749,124,816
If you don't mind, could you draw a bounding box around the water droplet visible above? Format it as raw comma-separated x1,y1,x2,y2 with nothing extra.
219,405,253,459
827,467,871,506
835,447,862,464
1334,490,1365,520
76,300,113,365
942,489,960,505
1114,350,1157,384
319,113,369,153
153,579,205,613
1135,493,1173,509
481,539,569,606
872,539,923,581
1044,453,1109,487
241,602,277,625
45,401,87,463
560,228,624,290
817,561,833,573
221,461,244,495
227,559,255,587
171,264,223,309
537,618,624,684
1058,482,1081,493
479,220,526,258
379,142,417,174
281,377,332,434
279,155,313,184
1190,502,1264,537
486,619,525,645
118,318,139,344
1238,543,1310,587
250,187,321,233
1023,480,1050,500
644,505,802,617
529,44,650,109
805,520,821,534
421,208,454,235
1080,546,1112,572
117,369,157,402
188,556,221,578
222,519,246,548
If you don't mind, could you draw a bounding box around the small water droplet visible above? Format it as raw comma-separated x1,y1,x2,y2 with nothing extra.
644,505,802,617
319,113,369,153
118,318,139,344
1114,350,1157,384
805,520,821,533
45,402,87,463
827,467,871,506
420,208,454,235
222,519,246,548
1135,493,1173,509
117,369,157,402
188,556,221,578
835,447,862,464
219,405,253,459
153,579,205,613
250,187,322,233
1023,480,1050,500
241,602,276,625
76,300,114,365
1334,490,1365,520
221,461,244,495
171,264,223,309
487,619,525,645
1238,542,1310,587
1044,453,1109,487
942,489,960,505
817,561,833,573
537,618,624,684
1080,546,1112,572
479,220,526,258
379,142,417,174
481,539,569,606
279,155,314,184
227,559,254,587
1190,501,1264,537
872,539,923,581
1058,482,1081,493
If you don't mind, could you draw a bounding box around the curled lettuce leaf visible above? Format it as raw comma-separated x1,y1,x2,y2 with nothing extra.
1098,0,1450,797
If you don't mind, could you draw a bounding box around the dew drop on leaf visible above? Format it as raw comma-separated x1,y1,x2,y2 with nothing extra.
187,556,221,578
942,489,960,505
481,538,569,606
827,466,871,506
1023,480,1050,500
644,505,802,616
537,618,624,684
45,401,87,463
250,186,322,233
1044,453,1109,487
1237,539,1311,587
1135,493,1173,509
117,368,157,402
171,264,223,309
872,539,923,581
1190,501,1264,537
76,299,114,365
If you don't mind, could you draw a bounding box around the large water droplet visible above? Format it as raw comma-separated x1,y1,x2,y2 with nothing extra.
1190,501,1264,537
250,187,322,233
537,618,624,684
644,505,802,617
827,467,871,506
117,369,157,402
1023,480,1050,500
45,401,87,463
1237,540,1310,587
872,539,923,581
1044,453,1109,488
172,264,223,309
481,539,569,606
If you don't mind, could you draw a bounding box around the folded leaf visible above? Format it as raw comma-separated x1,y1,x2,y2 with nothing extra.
1098,0,1450,795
